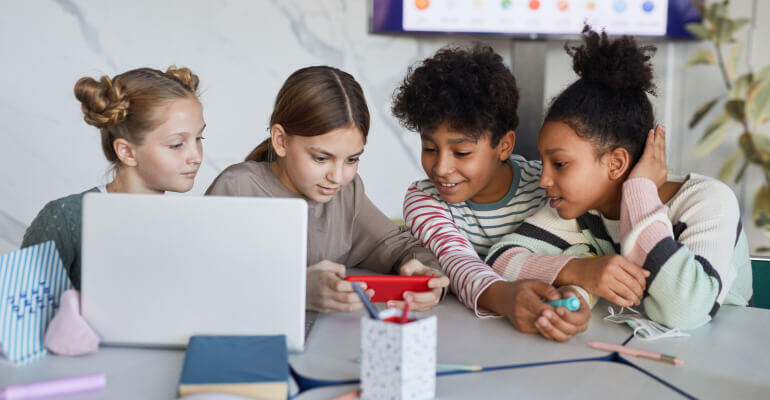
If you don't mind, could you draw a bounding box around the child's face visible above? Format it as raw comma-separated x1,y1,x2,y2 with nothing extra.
420,122,512,204
133,97,206,193
537,121,618,220
275,125,365,203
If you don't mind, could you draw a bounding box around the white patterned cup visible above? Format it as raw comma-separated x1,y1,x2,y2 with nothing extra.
360,308,437,400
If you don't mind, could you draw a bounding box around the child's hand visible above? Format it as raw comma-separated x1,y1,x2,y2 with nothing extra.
489,280,561,334
628,124,667,188
388,259,450,311
559,255,649,307
534,286,591,342
306,260,374,313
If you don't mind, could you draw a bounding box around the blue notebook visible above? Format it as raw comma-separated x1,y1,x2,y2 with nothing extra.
178,335,288,399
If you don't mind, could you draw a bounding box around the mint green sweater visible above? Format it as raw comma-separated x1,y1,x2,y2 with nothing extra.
21,187,99,290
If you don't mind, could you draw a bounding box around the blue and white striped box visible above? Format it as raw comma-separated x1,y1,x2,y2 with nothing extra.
0,241,72,365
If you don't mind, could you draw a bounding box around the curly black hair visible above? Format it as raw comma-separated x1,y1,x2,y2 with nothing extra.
546,25,657,163
391,44,519,147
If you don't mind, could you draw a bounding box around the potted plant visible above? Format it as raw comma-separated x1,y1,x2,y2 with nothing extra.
686,0,770,251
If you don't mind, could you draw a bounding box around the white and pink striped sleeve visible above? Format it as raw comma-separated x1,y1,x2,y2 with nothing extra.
619,177,672,266
402,184,502,317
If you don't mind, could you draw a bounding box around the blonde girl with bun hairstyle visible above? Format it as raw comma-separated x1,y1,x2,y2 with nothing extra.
22,66,206,290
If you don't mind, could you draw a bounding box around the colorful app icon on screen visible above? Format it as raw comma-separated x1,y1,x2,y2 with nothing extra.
415,0,430,10
613,0,627,13
643,1,655,12
557,0,569,12
529,0,540,10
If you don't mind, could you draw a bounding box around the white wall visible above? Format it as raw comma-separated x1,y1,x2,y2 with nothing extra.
1,0,768,252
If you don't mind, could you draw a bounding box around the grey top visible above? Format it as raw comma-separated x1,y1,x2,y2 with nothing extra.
21,187,100,290
206,160,439,273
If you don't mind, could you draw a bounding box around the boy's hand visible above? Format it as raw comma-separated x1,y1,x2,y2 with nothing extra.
306,260,374,313
484,280,560,334
558,255,649,307
628,124,667,188
387,259,450,311
534,286,591,342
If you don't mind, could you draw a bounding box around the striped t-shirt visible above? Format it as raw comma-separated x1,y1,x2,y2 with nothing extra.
403,155,546,316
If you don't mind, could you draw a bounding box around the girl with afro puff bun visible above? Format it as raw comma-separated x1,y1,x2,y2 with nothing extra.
487,26,752,331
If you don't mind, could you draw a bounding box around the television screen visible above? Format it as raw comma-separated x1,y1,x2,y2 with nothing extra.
371,0,702,39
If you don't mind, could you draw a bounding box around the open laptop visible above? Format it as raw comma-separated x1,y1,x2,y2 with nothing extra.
80,194,307,352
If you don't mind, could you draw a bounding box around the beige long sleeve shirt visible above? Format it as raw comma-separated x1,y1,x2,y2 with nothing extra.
206,161,439,274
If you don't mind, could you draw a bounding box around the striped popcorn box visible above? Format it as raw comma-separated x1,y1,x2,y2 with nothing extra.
0,241,72,365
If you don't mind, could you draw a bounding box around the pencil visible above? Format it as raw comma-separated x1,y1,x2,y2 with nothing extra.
587,340,683,365
331,389,360,400
436,363,483,372
352,283,379,320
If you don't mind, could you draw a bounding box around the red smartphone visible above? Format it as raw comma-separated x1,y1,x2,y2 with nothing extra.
344,275,433,303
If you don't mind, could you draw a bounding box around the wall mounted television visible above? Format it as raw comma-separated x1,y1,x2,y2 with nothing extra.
371,0,702,39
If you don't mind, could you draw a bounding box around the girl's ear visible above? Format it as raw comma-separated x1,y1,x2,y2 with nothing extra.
497,130,516,162
114,138,137,167
606,147,631,180
270,124,289,158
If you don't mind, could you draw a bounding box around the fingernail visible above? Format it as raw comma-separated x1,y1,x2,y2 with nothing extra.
556,308,565,316
537,317,549,327
543,310,553,319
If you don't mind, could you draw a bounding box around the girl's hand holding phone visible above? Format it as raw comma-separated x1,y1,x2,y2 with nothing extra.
387,259,450,311
306,260,374,313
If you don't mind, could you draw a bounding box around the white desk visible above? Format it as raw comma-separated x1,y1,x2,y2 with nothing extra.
289,296,633,383
0,347,183,399
620,305,770,399
0,347,300,400
293,361,686,399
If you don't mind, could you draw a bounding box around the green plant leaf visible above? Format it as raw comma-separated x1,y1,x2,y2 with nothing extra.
734,156,750,183
715,17,734,44
756,65,770,85
738,132,770,165
685,49,715,67
689,97,721,128
695,113,732,156
729,73,753,99
685,23,712,40
753,185,770,231
718,149,743,183
726,43,743,80
732,17,751,34
746,77,770,126
708,2,728,21
725,100,745,122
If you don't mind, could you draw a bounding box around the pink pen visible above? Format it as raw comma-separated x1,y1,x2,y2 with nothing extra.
0,373,106,400
400,301,410,325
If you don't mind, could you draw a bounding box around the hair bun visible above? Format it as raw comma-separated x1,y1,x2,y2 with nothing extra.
567,25,656,94
74,75,130,129
165,66,199,92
